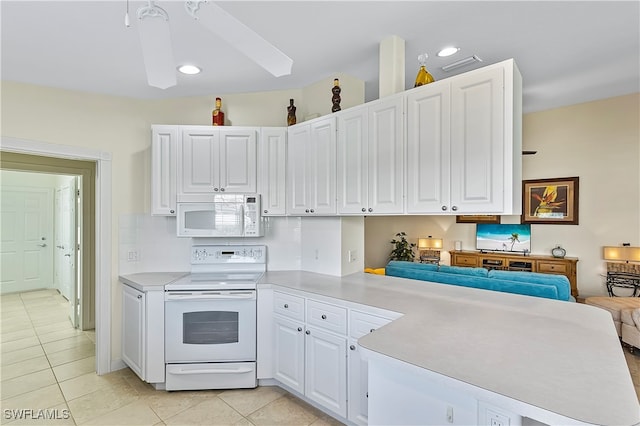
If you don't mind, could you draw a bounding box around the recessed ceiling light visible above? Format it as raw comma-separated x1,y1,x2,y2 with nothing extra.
177,64,201,75
437,47,460,57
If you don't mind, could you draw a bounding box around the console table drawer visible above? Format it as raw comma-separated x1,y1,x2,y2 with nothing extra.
537,261,569,274
454,255,479,267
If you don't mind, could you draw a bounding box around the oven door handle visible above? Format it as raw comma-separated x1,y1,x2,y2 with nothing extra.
169,367,254,375
165,292,256,301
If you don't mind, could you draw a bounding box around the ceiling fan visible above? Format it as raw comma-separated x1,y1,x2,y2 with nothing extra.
131,0,293,89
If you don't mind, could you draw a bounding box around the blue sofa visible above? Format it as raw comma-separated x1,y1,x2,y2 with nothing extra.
385,261,573,301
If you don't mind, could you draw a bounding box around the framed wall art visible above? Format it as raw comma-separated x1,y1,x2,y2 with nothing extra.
522,177,579,225
455,215,501,224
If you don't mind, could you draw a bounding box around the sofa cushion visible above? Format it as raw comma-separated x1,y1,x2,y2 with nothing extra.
385,265,560,300
488,270,571,301
439,264,488,277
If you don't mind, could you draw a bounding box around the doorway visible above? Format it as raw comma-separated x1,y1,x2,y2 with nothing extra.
1,139,112,376
1,153,95,330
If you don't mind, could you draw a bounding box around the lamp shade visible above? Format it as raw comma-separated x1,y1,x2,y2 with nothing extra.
418,237,443,249
603,246,640,262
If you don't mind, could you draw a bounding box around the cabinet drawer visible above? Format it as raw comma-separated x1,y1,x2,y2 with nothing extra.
273,291,305,321
306,300,347,335
537,261,569,275
453,255,478,267
350,310,393,339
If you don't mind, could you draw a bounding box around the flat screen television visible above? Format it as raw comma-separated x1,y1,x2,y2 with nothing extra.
476,224,531,253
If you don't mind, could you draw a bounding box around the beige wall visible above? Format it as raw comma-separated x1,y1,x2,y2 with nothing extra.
365,93,640,297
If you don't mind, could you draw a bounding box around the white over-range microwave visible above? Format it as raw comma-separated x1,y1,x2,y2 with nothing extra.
177,194,263,238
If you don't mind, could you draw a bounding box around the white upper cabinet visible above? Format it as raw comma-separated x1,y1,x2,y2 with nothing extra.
337,95,404,215
178,126,257,201
367,95,404,214
406,59,522,214
336,105,368,214
287,116,337,215
258,128,287,216
150,125,178,216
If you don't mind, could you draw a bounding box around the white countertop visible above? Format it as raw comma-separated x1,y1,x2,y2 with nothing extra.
260,270,640,426
119,272,188,292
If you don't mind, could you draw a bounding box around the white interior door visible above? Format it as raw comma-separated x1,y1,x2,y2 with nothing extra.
54,177,79,327
1,187,54,294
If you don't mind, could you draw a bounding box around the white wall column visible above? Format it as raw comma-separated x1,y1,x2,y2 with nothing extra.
379,35,405,98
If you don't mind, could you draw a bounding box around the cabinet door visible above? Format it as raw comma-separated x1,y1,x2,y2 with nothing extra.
259,128,287,216
450,66,504,213
219,128,257,193
368,95,404,214
151,125,177,216
310,117,337,215
273,315,305,394
122,285,145,380
287,124,312,215
305,326,347,418
406,84,451,213
337,106,368,214
348,340,369,425
179,127,219,195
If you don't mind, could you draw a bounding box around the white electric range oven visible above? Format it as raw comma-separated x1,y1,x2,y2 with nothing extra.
164,245,265,391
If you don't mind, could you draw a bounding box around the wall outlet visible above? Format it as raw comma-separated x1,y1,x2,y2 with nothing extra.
127,250,139,262
487,409,510,426
348,250,357,263
478,402,520,426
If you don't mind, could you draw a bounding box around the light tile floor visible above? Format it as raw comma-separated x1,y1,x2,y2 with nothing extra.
3,289,640,425
1,289,342,425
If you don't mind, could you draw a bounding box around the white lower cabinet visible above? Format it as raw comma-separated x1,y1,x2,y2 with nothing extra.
270,290,399,423
121,284,165,384
122,284,145,379
348,339,369,425
273,315,305,393
272,291,348,419
304,326,347,417
347,310,395,425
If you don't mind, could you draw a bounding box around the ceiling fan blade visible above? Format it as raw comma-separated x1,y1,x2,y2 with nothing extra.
137,2,176,89
188,1,293,77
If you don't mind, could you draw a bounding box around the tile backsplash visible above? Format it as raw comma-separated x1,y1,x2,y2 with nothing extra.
118,214,302,275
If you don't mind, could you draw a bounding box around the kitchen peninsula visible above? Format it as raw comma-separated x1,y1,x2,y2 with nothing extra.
258,270,639,426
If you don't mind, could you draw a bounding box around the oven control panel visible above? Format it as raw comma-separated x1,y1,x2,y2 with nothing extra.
191,245,266,264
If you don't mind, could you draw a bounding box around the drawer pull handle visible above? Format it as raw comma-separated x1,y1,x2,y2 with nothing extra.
284,304,288,308
321,314,327,320
305,330,311,335
350,345,356,351
370,328,376,333
297,327,302,332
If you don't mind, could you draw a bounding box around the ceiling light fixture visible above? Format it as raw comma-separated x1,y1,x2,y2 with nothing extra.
437,47,460,57
441,55,483,72
177,64,201,75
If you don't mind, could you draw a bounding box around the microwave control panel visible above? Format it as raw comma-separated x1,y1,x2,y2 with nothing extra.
244,195,260,236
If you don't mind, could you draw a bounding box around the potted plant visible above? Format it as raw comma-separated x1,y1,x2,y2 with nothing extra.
389,232,416,262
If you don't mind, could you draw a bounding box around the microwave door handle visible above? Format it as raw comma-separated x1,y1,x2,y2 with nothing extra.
170,367,254,375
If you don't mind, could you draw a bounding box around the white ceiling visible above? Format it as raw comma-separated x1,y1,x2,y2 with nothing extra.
2,1,638,113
